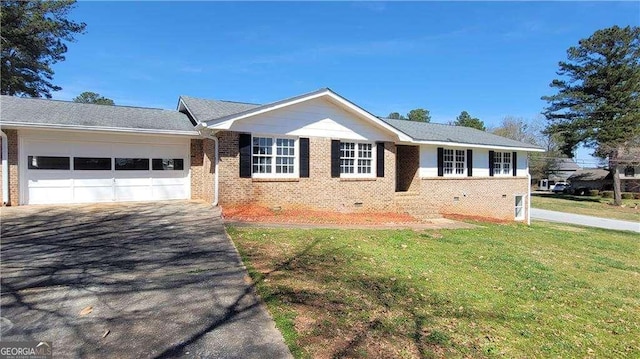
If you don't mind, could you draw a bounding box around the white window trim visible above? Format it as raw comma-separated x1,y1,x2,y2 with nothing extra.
340,140,376,179
442,148,467,177
493,151,512,176
251,135,299,178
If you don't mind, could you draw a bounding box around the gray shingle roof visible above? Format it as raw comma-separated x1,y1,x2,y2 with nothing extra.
568,168,612,181
179,95,260,124
1,95,198,134
381,118,543,150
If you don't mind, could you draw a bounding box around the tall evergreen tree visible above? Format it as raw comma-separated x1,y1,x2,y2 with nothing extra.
407,108,430,122
73,91,115,105
1,0,86,98
453,111,486,131
542,25,640,205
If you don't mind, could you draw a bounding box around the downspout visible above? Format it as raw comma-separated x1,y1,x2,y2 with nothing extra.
527,157,531,225
195,123,219,206
1,130,9,206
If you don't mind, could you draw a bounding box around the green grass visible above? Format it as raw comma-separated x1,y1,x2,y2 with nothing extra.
228,222,640,358
532,193,640,222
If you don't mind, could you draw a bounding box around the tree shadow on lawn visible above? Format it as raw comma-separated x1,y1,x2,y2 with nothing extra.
240,235,515,358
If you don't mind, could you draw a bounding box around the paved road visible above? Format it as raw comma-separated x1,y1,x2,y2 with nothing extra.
531,208,640,233
0,201,292,359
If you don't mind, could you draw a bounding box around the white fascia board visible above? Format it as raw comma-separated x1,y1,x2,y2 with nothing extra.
202,89,412,141
0,122,200,137
408,139,545,152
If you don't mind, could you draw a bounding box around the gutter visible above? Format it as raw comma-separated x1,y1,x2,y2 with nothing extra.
195,123,219,206
1,130,9,205
527,158,532,225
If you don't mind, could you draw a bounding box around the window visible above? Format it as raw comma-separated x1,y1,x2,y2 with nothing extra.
115,158,149,170
443,149,465,176
515,195,525,220
340,142,373,176
275,138,295,174
252,136,297,176
74,157,111,170
494,152,511,175
624,166,635,177
152,158,184,171
28,156,70,170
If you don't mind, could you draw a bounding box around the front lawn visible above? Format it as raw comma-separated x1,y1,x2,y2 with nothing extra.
228,223,639,358
531,193,639,222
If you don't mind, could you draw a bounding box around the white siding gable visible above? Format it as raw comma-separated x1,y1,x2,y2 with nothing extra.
225,98,396,141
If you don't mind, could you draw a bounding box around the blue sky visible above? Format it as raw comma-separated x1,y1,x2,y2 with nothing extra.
53,1,639,163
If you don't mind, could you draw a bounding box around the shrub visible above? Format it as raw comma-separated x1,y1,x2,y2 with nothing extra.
601,191,614,198
635,193,640,200
621,192,634,200
589,189,599,196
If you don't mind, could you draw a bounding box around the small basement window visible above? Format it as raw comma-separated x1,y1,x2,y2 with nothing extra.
115,158,149,171
152,158,184,171
28,156,70,170
74,157,111,170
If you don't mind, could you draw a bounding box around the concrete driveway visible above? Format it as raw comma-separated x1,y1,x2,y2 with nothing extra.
0,201,292,359
531,208,640,233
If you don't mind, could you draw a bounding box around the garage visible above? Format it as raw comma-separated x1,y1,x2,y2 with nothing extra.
20,130,191,205
1,96,200,206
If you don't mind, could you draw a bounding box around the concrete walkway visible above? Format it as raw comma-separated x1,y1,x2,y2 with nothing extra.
531,208,640,233
1,201,292,359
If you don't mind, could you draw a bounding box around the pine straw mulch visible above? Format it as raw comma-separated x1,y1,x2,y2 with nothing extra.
222,204,423,225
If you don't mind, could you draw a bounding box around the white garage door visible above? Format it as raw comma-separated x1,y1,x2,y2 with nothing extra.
20,130,191,205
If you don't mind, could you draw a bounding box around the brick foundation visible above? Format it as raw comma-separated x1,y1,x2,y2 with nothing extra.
419,177,529,221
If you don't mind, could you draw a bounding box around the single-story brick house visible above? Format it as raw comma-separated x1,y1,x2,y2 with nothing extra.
0,89,543,222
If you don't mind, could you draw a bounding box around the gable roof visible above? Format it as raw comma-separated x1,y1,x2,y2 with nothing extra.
381,118,544,151
1,95,198,135
180,88,413,141
568,168,612,181
178,96,260,124
549,158,581,171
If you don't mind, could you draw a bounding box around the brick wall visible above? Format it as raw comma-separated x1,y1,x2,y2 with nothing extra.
190,138,216,203
0,129,19,206
419,177,529,221
216,131,397,212
396,145,420,192
192,130,531,221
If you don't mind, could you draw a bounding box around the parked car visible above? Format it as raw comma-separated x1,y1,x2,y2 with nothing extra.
552,182,569,193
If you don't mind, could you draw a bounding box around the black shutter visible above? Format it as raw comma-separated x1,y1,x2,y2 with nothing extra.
239,134,252,178
467,149,473,177
437,147,444,177
299,138,310,178
331,140,340,178
489,150,495,177
376,142,385,178
512,151,517,177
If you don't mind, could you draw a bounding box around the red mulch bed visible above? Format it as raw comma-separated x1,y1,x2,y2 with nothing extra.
222,204,421,225
443,213,512,224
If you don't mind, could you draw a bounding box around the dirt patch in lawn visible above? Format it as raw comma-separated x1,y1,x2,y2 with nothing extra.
222,204,421,225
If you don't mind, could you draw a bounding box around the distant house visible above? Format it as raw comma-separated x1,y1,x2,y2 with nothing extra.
538,157,580,190
568,168,612,194
1,89,544,222
615,146,640,193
